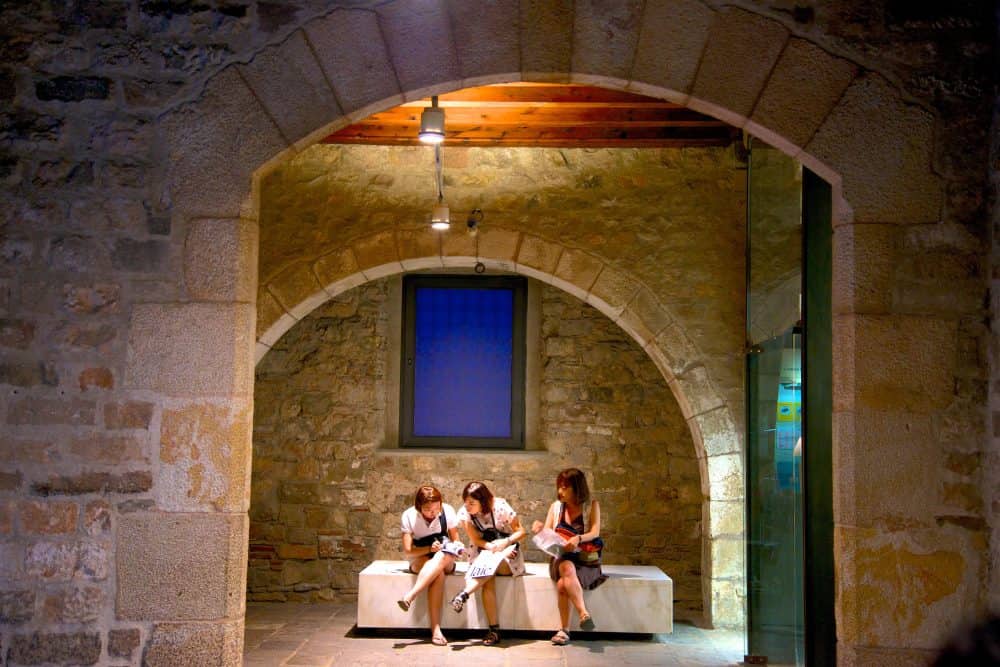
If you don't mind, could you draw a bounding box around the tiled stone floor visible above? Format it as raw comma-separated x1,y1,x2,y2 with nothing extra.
243,601,745,666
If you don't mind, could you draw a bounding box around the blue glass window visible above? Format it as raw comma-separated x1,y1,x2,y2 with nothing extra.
401,276,526,448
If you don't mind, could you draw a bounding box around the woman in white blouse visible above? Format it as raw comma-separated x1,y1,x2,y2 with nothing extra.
451,481,526,647
396,485,461,646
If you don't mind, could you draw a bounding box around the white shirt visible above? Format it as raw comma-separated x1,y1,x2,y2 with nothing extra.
400,503,458,542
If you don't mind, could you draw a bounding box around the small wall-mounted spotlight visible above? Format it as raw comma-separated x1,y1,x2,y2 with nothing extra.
466,208,483,236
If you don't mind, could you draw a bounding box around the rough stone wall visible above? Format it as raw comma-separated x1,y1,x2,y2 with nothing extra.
0,0,994,663
250,278,705,620
989,15,1000,614
259,143,748,418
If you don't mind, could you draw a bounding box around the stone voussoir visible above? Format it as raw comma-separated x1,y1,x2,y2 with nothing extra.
690,7,789,125
238,30,344,149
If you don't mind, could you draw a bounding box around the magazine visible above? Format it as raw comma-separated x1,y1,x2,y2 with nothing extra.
532,528,572,558
439,539,466,558
467,549,506,578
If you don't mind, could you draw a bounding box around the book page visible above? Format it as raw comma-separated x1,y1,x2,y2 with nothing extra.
532,528,570,558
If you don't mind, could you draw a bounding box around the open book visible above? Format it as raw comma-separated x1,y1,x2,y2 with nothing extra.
439,539,466,558
532,528,572,558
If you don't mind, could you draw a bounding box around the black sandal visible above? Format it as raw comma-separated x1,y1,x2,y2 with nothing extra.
483,628,500,646
451,591,469,613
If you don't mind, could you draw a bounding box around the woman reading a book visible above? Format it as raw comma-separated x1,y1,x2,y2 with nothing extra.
531,467,607,645
451,481,526,646
396,485,463,646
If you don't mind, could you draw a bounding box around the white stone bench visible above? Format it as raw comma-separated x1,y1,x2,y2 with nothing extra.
357,560,672,634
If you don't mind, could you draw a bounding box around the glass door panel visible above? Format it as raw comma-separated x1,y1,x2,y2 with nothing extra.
746,140,805,666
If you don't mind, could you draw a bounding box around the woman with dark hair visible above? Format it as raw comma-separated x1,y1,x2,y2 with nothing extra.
396,485,462,646
450,481,526,647
531,467,607,646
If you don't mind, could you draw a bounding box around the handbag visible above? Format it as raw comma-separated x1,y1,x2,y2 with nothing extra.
578,536,604,563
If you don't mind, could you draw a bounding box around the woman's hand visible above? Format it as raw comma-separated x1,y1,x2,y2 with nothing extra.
531,520,543,533
568,534,581,550
430,540,442,553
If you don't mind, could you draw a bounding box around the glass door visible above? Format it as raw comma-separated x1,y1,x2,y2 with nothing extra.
745,140,834,666
746,140,804,666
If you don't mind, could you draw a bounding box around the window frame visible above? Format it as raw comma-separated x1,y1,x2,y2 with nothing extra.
399,274,527,449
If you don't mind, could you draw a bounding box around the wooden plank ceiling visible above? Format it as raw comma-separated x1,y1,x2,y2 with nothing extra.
322,83,740,148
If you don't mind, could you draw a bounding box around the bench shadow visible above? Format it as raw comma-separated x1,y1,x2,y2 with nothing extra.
348,625,654,651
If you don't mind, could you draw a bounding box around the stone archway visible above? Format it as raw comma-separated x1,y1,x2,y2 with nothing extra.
253,239,744,626
139,2,973,662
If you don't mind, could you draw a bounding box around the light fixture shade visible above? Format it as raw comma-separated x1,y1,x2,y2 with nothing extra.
419,107,445,144
430,202,450,230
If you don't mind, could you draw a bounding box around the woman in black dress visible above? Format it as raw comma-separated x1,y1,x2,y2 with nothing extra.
531,468,607,645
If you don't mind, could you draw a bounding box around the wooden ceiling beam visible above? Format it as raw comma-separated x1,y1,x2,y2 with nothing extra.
322,83,739,149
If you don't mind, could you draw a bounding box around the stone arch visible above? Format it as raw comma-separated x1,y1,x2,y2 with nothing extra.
147,0,951,653
253,234,742,624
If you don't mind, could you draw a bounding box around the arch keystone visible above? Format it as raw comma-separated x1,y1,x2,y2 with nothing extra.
520,0,573,79
376,2,462,98
572,0,643,80
397,227,443,269
473,226,520,262
440,228,477,262
449,0,520,80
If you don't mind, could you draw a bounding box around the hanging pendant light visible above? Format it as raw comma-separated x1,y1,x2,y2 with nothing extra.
429,143,449,230
418,96,445,144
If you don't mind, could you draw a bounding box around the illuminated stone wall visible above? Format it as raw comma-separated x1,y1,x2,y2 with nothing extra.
250,278,706,620
0,1,994,663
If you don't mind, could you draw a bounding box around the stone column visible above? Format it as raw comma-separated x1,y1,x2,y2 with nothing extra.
119,218,258,665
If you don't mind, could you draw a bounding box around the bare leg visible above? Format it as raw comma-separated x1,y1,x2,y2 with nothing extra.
461,551,514,596
556,577,571,629
402,553,455,605
558,560,589,621
427,568,446,642
462,575,487,596
481,577,498,626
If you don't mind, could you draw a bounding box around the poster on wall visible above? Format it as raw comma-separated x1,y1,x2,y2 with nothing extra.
775,347,802,492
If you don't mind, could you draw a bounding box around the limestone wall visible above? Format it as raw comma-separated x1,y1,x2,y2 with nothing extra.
258,143,748,419
251,278,705,621
0,0,995,663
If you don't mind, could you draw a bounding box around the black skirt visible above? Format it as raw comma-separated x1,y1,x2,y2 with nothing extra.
549,554,608,590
